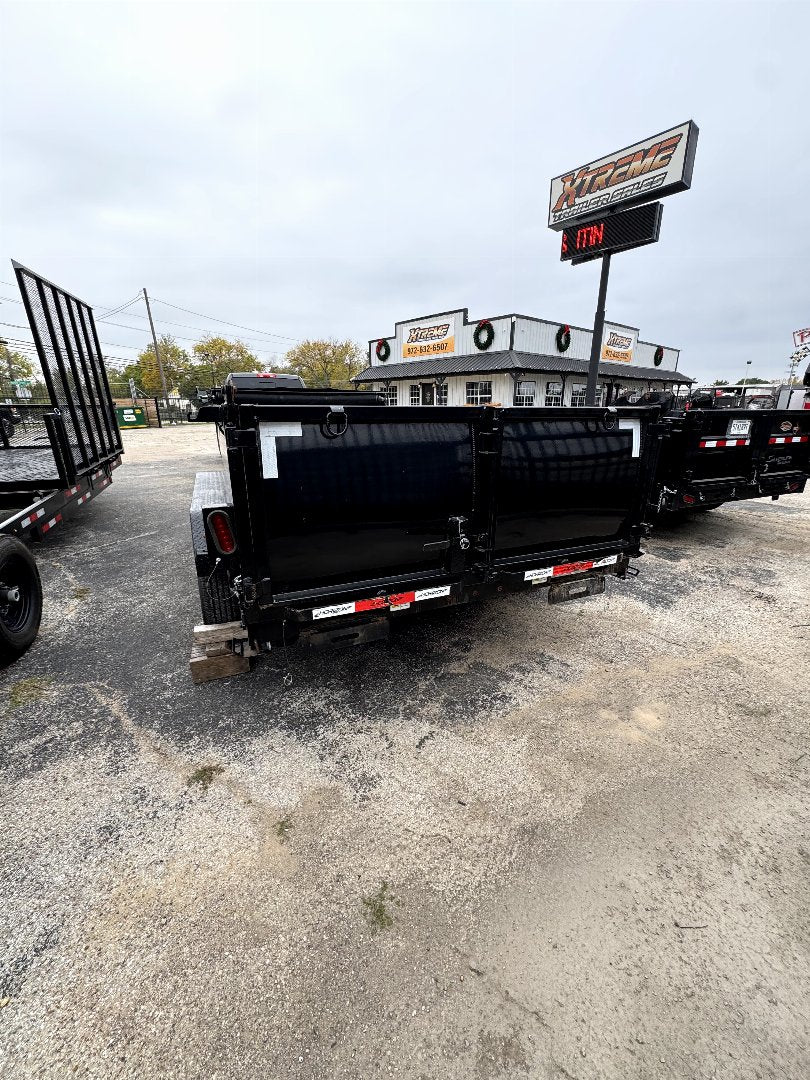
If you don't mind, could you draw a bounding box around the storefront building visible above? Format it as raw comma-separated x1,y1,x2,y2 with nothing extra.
354,308,693,406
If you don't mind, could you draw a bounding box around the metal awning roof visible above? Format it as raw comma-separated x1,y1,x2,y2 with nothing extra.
354,350,693,385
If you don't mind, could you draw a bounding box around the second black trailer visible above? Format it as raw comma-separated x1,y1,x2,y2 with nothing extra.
0,262,123,664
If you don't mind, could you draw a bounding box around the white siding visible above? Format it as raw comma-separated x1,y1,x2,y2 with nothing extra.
367,309,684,379
368,309,513,369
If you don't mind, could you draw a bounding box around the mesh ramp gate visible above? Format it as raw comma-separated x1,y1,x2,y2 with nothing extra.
14,261,122,470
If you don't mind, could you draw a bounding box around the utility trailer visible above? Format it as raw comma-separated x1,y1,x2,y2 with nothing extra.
653,407,809,515
189,379,661,680
0,262,122,663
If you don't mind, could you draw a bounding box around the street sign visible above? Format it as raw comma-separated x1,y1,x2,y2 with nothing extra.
548,120,698,231
560,203,663,264
793,327,810,348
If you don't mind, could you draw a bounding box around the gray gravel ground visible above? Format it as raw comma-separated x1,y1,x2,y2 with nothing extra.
1,425,808,1080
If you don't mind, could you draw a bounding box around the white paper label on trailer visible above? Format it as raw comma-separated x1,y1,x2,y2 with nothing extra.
618,417,641,458
259,422,303,479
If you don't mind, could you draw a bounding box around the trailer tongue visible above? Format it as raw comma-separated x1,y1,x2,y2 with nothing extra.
189,385,661,678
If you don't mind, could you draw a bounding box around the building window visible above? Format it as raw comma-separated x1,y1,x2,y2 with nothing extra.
466,380,492,406
409,384,420,406
514,379,536,407
570,383,603,407
544,381,563,407
436,383,448,406
382,385,397,406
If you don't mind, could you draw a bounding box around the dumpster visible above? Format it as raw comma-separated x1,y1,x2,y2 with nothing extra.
115,405,148,429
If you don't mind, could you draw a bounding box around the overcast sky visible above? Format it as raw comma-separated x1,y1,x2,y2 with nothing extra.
1,0,808,383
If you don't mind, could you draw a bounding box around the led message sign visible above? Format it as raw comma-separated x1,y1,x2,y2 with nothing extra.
560,202,663,264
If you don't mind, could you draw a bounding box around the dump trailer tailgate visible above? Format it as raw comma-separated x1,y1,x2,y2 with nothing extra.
658,409,809,509
190,404,661,645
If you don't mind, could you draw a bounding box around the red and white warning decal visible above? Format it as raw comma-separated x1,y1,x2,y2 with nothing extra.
41,513,62,534
312,585,452,621
769,435,807,445
63,485,81,497
20,508,46,529
699,438,750,448
524,554,618,583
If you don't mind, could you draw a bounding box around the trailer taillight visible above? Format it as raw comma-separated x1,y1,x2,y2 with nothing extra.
207,510,237,555
682,494,696,506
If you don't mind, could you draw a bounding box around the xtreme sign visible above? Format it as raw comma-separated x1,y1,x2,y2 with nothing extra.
548,121,699,230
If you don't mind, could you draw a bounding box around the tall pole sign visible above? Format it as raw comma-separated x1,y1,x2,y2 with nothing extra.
549,121,699,405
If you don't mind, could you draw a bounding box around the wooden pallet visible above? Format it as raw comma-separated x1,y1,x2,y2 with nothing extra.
189,621,255,683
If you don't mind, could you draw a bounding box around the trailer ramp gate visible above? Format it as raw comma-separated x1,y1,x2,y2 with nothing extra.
13,260,122,473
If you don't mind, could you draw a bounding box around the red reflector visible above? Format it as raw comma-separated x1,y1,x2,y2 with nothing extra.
683,494,696,505
355,597,387,612
208,510,237,555
553,560,593,576
389,591,416,606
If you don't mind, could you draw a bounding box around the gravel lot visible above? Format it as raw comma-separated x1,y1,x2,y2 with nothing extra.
1,424,808,1080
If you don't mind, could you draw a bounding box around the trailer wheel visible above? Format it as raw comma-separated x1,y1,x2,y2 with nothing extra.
0,537,43,664
197,572,239,625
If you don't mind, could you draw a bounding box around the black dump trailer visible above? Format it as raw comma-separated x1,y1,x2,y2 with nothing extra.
653,407,809,514
190,381,662,675
0,262,122,663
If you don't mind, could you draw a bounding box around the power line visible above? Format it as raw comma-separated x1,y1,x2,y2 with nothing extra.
151,297,298,342
2,285,296,357
0,322,141,363
3,282,298,348
97,309,289,350
0,280,140,313
97,293,143,319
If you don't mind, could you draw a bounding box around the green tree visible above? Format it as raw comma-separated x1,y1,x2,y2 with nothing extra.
0,343,37,395
128,334,191,396
711,379,729,386
283,339,364,389
190,336,258,389
738,377,769,385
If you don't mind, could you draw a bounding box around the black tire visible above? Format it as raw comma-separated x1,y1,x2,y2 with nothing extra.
1,417,15,440
197,571,239,625
0,537,42,664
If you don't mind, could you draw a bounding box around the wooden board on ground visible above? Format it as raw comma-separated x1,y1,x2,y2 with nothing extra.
189,643,250,684
192,621,248,645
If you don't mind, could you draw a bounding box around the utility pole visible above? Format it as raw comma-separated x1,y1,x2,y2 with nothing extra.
143,288,169,402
